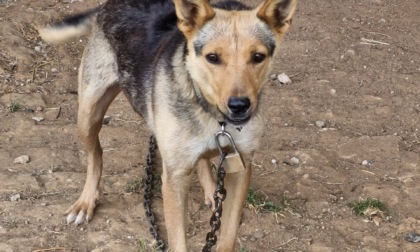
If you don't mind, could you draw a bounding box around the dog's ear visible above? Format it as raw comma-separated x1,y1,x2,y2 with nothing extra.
174,0,215,37
257,0,298,37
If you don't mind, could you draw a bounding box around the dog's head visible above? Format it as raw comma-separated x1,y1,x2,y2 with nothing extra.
174,0,298,125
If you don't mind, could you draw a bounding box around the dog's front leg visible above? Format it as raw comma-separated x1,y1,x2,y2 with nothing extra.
196,158,216,208
162,162,192,252
217,158,252,251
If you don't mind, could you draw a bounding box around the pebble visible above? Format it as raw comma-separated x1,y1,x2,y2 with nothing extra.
32,116,45,122
340,49,356,61
405,233,420,243
103,115,111,125
271,159,277,164
51,68,59,73
34,46,41,52
316,120,326,128
40,203,47,206
44,107,61,120
303,174,310,180
13,155,30,164
253,230,265,239
362,160,375,166
277,73,292,85
294,212,303,218
291,157,300,165
330,89,337,95
10,194,20,201
403,178,413,183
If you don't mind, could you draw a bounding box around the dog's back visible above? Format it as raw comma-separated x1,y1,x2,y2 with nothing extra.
97,0,184,117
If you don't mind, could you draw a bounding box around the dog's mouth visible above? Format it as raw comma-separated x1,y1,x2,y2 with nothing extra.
219,110,252,126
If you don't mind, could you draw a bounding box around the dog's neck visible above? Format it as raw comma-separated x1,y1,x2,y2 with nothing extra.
173,43,223,122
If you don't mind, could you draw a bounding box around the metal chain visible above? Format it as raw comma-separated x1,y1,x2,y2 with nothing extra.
144,128,230,252
144,135,165,251
202,152,228,252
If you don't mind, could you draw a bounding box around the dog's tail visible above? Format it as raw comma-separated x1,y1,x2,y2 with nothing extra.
38,7,100,44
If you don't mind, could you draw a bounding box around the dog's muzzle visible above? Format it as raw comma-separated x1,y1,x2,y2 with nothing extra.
225,97,252,125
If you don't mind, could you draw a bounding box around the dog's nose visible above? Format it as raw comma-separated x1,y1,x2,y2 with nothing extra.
228,97,251,115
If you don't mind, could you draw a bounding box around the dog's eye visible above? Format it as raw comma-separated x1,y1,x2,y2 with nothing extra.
205,53,221,64
252,53,266,64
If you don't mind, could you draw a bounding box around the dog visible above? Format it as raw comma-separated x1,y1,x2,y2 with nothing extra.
39,0,297,250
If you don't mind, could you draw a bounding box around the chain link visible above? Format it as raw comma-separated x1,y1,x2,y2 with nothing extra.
202,152,228,252
144,135,165,251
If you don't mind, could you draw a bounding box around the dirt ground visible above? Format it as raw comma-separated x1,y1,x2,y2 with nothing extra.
1,0,419,251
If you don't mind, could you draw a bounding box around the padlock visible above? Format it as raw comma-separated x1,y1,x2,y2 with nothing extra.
215,126,246,173
223,151,246,173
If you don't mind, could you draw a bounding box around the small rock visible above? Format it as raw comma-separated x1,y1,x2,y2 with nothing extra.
271,159,277,164
362,160,375,166
34,46,41,52
13,155,30,164
370,0,383,5
290,157,300,165
403,178,413,183
40,202,47,206
277,73,292,85
316,120,326,128
270,74,277,80
253,230,265,239
294,212,303,218
103,115,111,125
44,107,61,120
330,89,337,95
405,233,420,243
10,194,20,201
373,216,382,226
340,49,356,61
51,68,59,73
32,116,45,122
303,174,310,180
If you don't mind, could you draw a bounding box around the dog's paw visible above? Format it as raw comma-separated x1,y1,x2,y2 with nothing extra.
204,187,216,210
205,194,215,210
65,189,99,225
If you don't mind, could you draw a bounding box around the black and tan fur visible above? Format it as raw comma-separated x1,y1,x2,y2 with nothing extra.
39,0,297,250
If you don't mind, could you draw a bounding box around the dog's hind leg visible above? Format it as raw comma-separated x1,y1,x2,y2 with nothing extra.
66,25,120,225
217,160,252,251
196,158,216,209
